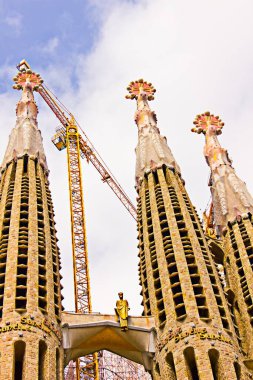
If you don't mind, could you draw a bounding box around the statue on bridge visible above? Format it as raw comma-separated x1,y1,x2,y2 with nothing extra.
115,292,130,331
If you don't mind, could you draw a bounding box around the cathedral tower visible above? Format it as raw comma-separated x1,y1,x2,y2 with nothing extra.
0,71,63,379
192,112,253,365
127,81,249,379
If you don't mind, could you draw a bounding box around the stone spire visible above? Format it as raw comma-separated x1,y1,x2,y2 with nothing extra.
128,85,246,379
0,66,63,379
1,69,48,173
126,79,180,190
192,112,253,233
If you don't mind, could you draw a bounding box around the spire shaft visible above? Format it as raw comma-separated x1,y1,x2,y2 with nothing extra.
1,69,47,172
126,79,180,189
192,112,253,232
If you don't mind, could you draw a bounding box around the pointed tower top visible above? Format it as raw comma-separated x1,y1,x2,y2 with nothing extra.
192,111,253,232
0,66,47,172
126,79,180,189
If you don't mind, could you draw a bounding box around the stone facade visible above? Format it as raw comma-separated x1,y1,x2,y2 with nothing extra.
137,167,250,379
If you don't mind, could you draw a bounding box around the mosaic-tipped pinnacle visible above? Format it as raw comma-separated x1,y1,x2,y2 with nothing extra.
126,79,156,100
192,111,224,135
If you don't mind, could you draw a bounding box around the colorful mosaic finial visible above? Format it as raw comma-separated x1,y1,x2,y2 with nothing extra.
125,79,156,101
191,111,224,135
13,68,43,92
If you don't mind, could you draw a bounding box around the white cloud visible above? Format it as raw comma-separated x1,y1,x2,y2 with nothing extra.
41,37,59,54
5,13,22,33
1,0,253,317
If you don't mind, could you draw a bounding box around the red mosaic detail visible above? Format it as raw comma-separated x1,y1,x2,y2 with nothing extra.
126,79,156,100
192,111,224,134
13,71,43,91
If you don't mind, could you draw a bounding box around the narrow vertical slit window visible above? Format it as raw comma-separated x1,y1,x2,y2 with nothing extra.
208,349,219,380
39,341,47,380
56,348,60,379
184,347,199,380
23,155,28,175
14,341,25,380
234,362,241,379
166,352,177,379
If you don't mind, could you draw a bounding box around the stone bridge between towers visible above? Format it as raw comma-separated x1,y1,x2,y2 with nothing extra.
62,312,156,371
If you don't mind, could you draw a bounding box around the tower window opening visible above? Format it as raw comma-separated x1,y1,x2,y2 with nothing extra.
198,308,209,319
14,341,25,380
196,296,206,307
170,274,180,285
39,340,47,380
23,156,28,175
155,362,161,376
153,172,159,185
234,362,241,379
184,347,199,380
208,348,219,380
166,352,177,380
56,348,60,379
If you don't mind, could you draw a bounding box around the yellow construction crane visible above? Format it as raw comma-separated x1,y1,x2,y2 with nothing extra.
14,60,137,380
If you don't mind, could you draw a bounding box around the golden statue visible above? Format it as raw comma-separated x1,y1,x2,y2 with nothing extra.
115,292,130,331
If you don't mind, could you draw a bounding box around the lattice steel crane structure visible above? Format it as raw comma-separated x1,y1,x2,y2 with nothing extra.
14,60,137,380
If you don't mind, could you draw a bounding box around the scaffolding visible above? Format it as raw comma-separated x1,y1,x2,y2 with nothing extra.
99,352,151,380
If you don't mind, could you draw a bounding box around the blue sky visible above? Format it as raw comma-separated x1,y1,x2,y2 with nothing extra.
0,0,102,91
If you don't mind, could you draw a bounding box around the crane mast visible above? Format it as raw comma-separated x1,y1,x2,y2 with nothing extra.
67,120,91,313
66,121,98,379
